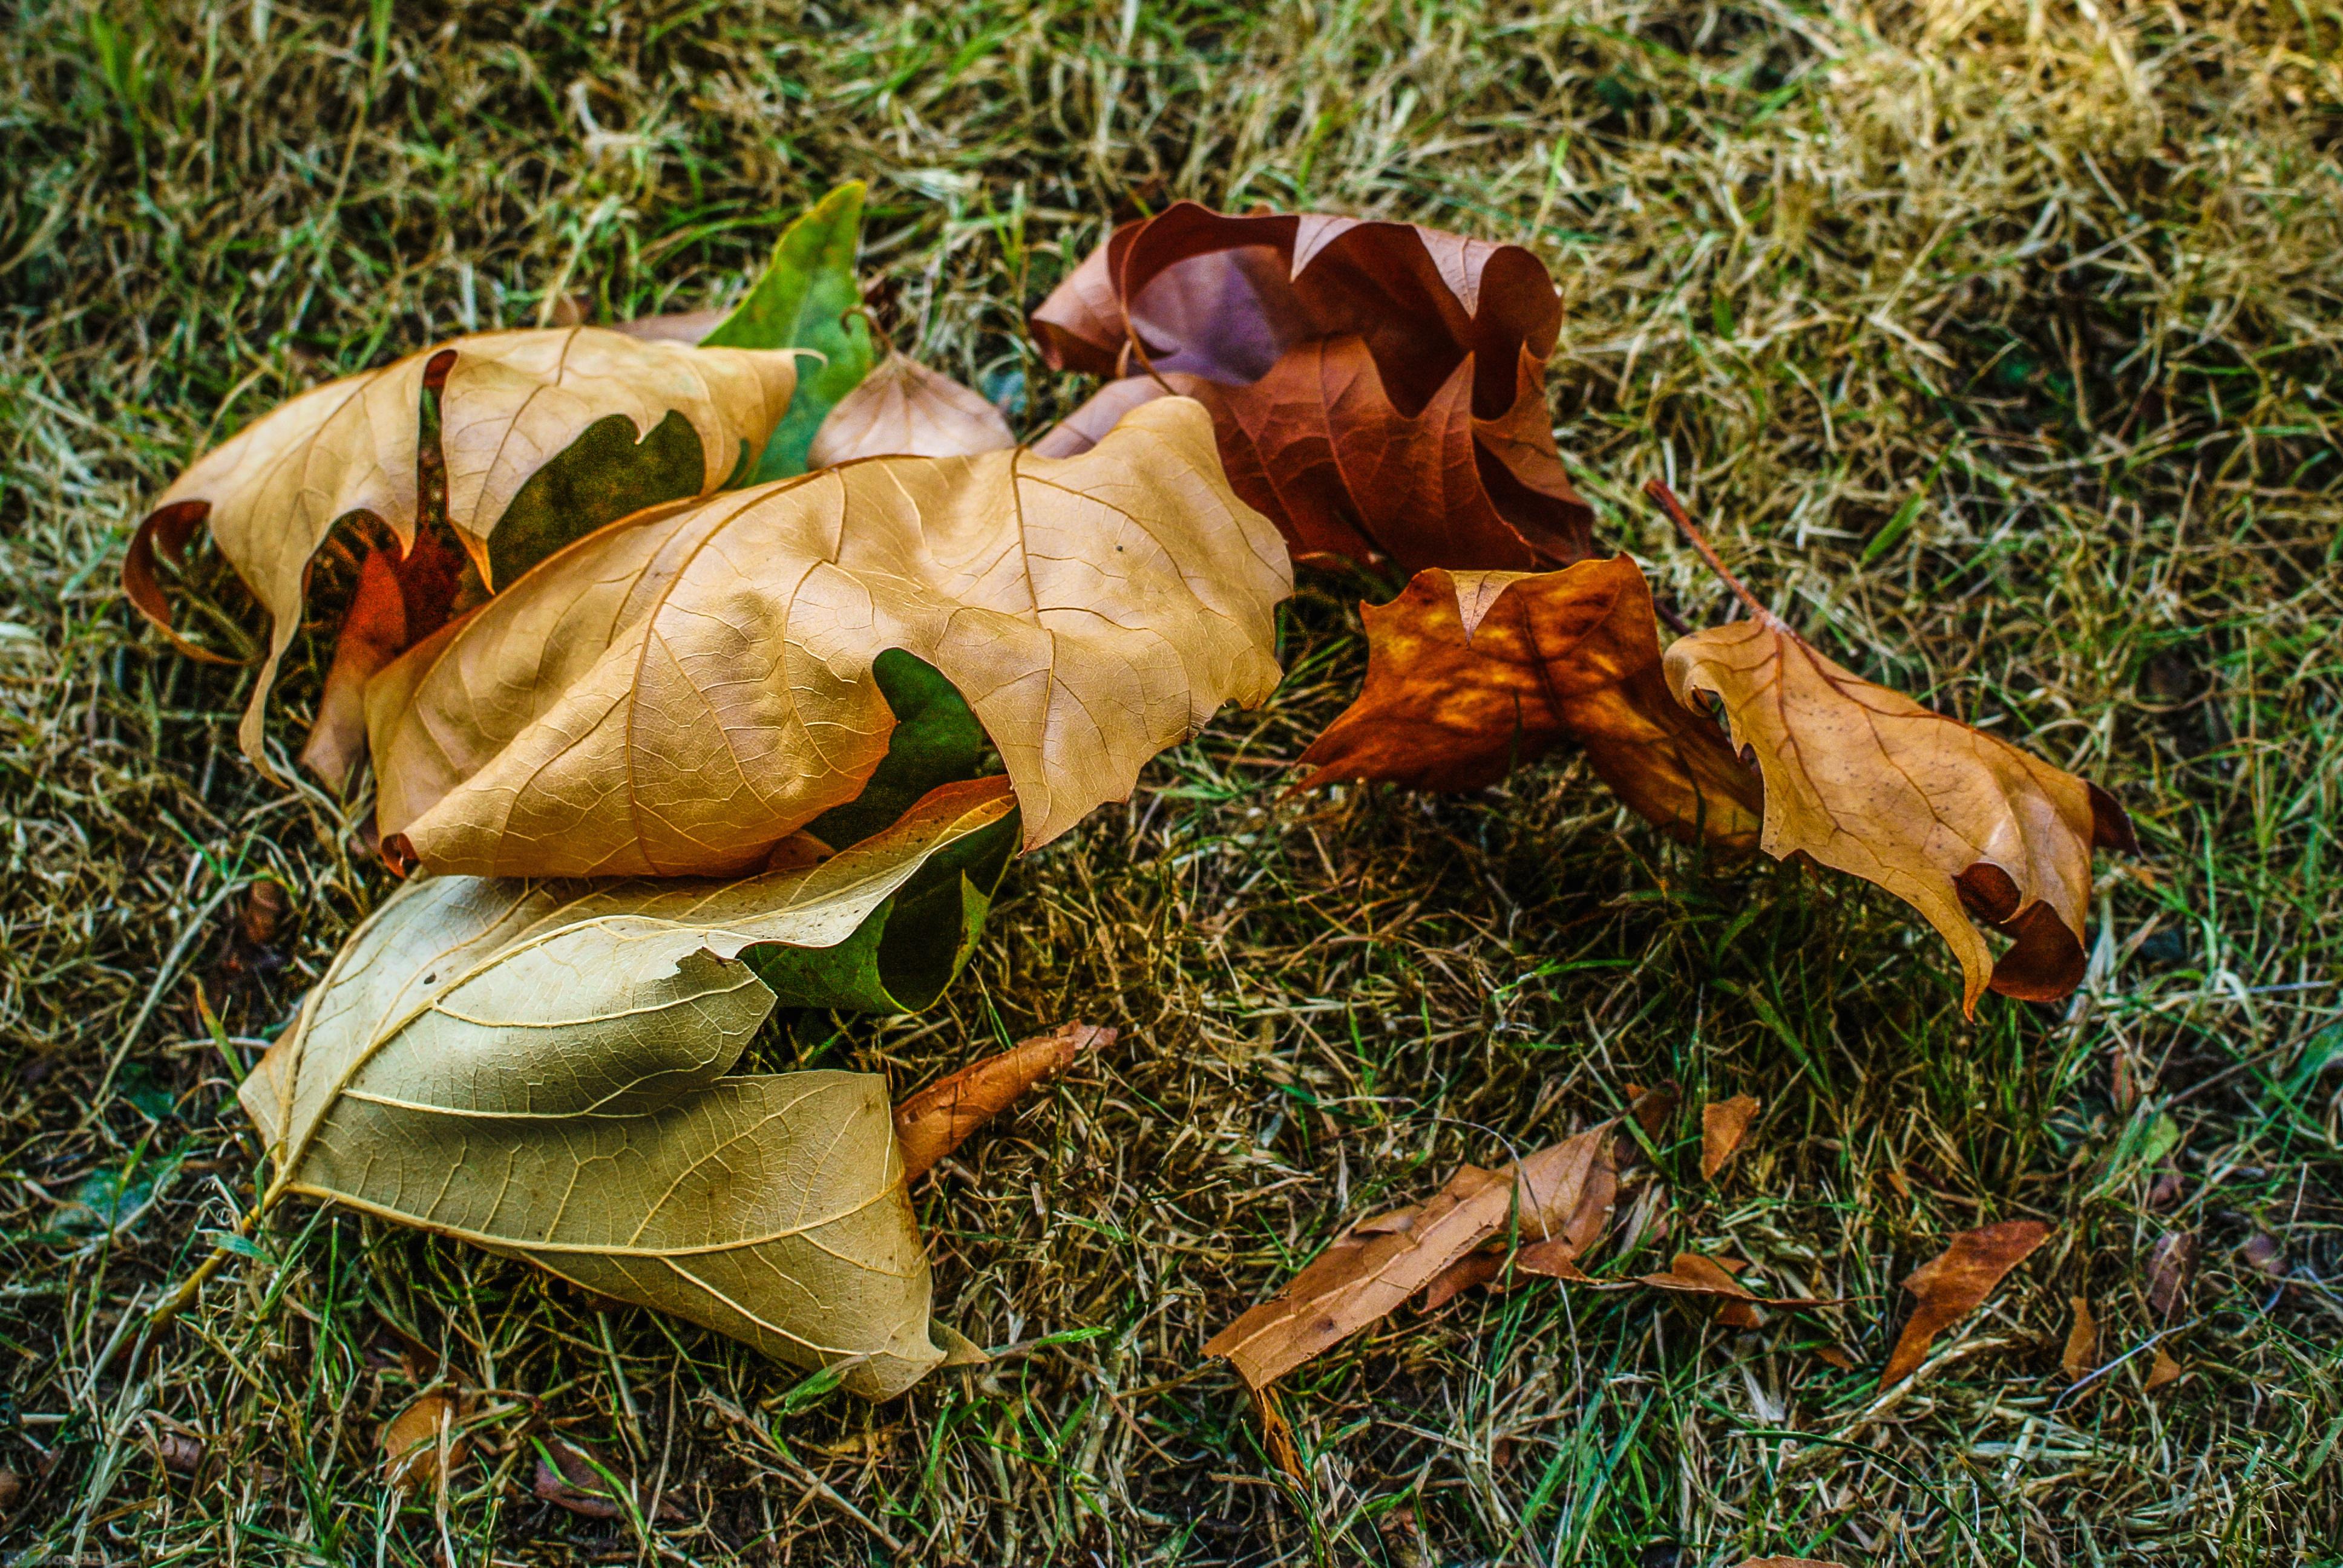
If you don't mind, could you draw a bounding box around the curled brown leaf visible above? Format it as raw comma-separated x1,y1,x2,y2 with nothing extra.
894,1022,1112,1182
1700,1094,1761,1181
1880,1219,2052,1388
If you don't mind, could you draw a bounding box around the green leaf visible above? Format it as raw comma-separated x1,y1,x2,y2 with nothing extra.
487,410,727,587
701,180,876,482
806,649,990,852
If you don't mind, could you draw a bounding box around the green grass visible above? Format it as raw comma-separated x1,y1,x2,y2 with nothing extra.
4,0,2342,1563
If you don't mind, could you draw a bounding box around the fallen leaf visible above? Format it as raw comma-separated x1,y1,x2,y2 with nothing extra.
1031,203,1593,573
367,396,1291,877
1665,607,2135,1014
381,1391,467,1494
532,1434,686,1523
1879,1219,2052,1388
2145,1230,2198,1321
240,779,1016,1400
2061,1295,2097,1382
2143,1344,2183,1391
2241,1230,2286,1280
1813,1345,1858,1371
894,1022,1113,1181
1294,560,1761,848
298,527,468,789
809,351,1015,466
1625,1080,1681,1142
1250,1387,1306,1484
126,327,802,771
1205,1123,1617,1390
151,1425,205,1477
1700,1094,1761,1181
0,1470,19,1515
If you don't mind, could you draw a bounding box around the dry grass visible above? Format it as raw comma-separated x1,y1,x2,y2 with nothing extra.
5,1,2342,1563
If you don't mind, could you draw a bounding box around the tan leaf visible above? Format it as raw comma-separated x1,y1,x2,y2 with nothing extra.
1665,614,2135,1013
240,778,1013,1401
1296,560,1762,848
2144,1344,2183,1391
1632,1252,1843,1328
124,327,801,771
1700,1094,1761,1181
894,1022,1113,1182
380,1391,467,1494
1879,1218,2052,1388
2061,1295,2097,1382
809,352,1014,466
1205,1124,1616,1390
367,396,1291,877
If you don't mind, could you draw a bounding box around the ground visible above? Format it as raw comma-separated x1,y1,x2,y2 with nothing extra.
4,1,2341,1564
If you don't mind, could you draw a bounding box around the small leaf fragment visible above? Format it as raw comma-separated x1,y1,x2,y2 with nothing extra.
2144,1345,2183,1391
2144,1230,2198,1321
1700,1094,1761,1181
1879,1218,2051,1388
2060,1295,2097,1382
381,1391,467,1495
894,1022,1112,1182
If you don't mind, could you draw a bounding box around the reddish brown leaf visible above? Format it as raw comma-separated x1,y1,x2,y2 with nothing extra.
2241,1230,2286,1280
1205,1124,1617,1390
380,1391,467,1495
1294,560,1761,848
893,1022,1112,1183
2145,1230,2198,1321
1879,1219,2052,1388
1625,1080,1681,1142
1031,202,1592,573
2060,1295,2097,1382
532,1435,686,1523
298,528,467,790
1700,1094,1761,1181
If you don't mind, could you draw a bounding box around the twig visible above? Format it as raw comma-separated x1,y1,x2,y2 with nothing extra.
1643,480,1775,624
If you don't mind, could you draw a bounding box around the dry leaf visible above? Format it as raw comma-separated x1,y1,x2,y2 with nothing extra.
2241,1230,2286,1280
381,1391,467,1494
1296,560,1761,847
239,779,1014,1400
894,1022,1113,1181
1879,1218,2051,1387
532,1434,686,1523
1205,1124,1616,1390
1031,202,1593,573
809,352,1014,466
1700,1094,1761,1181
298,528,467,789
126,327,802,771
2061,1295,2097,1382
2145,1230,2198,1321
1665,613,2135,1013
1626,1080,1682,1142
2144,1344,2183,1391
367,396,1290,877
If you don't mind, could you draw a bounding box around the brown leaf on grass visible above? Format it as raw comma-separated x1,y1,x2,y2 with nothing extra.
1515,1248,1844,1327
532,1435,687,1523
2061,1295,2098,1382
367,397,1290,877
381,1391,468,1494
1031,202,1593,573
2145,1230,2198,1321
1625,1080,1682,1142
298,528,468,790
808,352,1014,466
1879,1219,2052,1387
125,327,802,772
894,1022,1113,1182
2241,1230,2286,1280
1294,560,1762,848
1700,1094,1761,1181
1665,613,2135,1014
2144,1345,2183,1392
1205,1124,1617,1390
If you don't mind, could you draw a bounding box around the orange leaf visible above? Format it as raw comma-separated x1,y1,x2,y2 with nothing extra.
298,528,467,790
1294,560,1761,848
1700,1094,1761,1181
2144,1344,2183,1391
893,1022,1110,1183
1880,1219,2051,1387
1665,613,2135,1013
1031,203,1592,573
2061,1295,2097,1382
1205,1125,1617,1390
379,1390,467,1495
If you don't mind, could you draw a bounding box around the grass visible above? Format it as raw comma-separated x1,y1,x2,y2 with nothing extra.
4,0,2342,1563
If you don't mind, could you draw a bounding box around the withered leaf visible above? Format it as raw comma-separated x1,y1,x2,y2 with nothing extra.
298,528,467,789
894,1022,1112,1182
809,352,1014,466
1031,203,1592,573
2145,1230,2198,1321
2144,1345,2183,1392
1631,1252,1841,1328
1700,1094,1761,1181
1295,560,1761,848
1879,1218,2051,1388
240,780,1013,1400
532,1434,686,1523
1206,1124,1616,1390
368,397,1289,878
126,327,801,771
381,1391,467,1495
2060,1295,2097,1382
1666,614,2135,1013
1625,1080,1682,1142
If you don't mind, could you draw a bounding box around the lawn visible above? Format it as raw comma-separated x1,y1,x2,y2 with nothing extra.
4,1,2341,1564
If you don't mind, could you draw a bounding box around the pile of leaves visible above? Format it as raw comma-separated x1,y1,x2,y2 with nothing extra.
125,183,2132,1431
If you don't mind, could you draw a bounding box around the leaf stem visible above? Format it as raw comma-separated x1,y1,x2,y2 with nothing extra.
1644,480,1774,624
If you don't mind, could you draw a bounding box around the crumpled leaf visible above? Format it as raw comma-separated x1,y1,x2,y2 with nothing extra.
810,351,1015,466
1665,614,2137,1013
1879,1218,2051,1388
1295,559,1762,848
700,181,877,480
366,396,1291,878
126,327,802,769
1031,202,1593,574
1700,1094,1761,1181
1205,1124,1617,1390
894,1021,1112,1182
239,779,1013,1400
